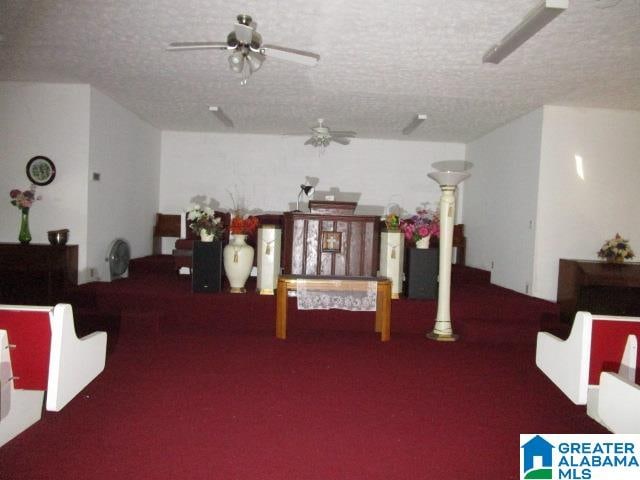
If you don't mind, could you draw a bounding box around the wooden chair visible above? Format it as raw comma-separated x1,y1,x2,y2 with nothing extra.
430,224,466,265
452,224,466,266
152,213,181,255
0,304,107,447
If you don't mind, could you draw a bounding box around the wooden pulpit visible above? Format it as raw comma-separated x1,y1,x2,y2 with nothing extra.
283,201,380,277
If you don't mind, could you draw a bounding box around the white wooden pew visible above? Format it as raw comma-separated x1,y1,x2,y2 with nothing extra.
0,304,107,447
536,311,640,432
596,334,639,433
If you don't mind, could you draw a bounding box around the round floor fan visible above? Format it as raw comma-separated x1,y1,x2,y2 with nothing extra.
105,238,130,281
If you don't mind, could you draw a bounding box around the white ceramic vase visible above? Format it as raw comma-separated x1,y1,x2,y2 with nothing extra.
200,230,215,242
223,234,254,293
415,235,431,249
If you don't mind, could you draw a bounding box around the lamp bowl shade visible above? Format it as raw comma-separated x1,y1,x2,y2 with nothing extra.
427,171,470,187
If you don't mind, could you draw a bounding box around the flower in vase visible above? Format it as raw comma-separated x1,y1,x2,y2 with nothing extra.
230,215,259,235
382,213,401,231
9,185,41,211
400,209,440,245
597,233,634,262
186,204,225,240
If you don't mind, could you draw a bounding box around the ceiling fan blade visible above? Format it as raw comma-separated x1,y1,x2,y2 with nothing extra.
234,23,254,44
260,44,320,66
330,131,357,137
304,138,314,145
332,137,351,145
167,41,229,51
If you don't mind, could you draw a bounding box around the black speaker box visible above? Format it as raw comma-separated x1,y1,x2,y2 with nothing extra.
192,241,222,293
405,248,439,299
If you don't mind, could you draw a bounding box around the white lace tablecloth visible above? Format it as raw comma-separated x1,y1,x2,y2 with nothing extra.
296,279,377,312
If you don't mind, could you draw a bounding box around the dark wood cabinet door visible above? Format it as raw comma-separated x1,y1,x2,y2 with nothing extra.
0,243,78,305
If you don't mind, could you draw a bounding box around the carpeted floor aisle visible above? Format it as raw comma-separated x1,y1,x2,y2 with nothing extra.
0,257,604,479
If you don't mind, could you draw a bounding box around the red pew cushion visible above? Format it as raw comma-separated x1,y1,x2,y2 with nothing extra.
0,309,51,390
589,319,640,385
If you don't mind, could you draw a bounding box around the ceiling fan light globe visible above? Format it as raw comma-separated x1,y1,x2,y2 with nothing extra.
228,52,245,73
229,50,244,65
246,51,265,73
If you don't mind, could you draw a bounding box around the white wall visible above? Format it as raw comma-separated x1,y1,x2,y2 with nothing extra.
0,82,91,273
87,88,161,281
160,131,466,220
0,82,161,284
533,106,640,301
464,108,543,294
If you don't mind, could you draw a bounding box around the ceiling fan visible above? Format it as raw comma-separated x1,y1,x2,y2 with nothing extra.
304,119,357,150
167,14,320,85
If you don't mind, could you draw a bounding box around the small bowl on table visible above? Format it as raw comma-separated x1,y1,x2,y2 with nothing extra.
48,229,69,245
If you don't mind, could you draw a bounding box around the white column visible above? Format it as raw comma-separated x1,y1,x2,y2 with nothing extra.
257,226,281,294
379,231,404,299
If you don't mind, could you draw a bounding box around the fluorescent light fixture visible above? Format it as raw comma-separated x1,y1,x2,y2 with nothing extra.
483,0,568,64
402,114,428,135
208,106,234,128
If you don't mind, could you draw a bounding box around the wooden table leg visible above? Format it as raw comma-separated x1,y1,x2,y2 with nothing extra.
375,285,382,334
376,281,391,341
276,277,288,339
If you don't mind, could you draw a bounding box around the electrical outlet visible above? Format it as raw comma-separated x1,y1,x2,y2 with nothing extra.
89,267,96,278
491,260,494,269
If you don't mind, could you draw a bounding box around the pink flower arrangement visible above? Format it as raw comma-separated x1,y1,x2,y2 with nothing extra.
9,185,41,211
400,209,440,244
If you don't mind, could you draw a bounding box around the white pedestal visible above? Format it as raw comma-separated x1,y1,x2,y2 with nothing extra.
379,231,404,299
257,226,282,295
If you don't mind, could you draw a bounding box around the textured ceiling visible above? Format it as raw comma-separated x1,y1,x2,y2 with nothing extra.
1,0,639,142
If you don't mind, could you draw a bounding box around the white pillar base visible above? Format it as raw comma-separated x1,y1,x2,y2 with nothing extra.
426,331,459,342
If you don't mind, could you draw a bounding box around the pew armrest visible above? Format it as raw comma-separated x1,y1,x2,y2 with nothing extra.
535,312,592,405
46,304,107,412
597,371,640,433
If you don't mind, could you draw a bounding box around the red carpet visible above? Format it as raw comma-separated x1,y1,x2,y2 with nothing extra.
0,256,605,479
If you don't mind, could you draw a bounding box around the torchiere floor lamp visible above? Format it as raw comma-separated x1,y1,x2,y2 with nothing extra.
426,169,470,341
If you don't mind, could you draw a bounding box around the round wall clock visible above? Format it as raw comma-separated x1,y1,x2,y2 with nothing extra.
26,156,56,186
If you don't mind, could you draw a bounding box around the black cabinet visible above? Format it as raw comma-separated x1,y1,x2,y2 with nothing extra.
192,241,222,293
405,248,439,299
